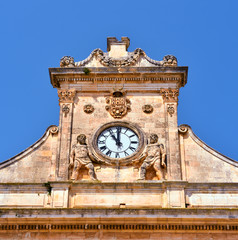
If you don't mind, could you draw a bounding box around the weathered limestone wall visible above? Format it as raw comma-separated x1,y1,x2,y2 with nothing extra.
72,93,165,144
0,127,58,183
70,93,167,182
179,125,238,182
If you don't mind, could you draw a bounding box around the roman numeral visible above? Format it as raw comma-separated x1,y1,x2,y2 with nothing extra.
129,134,135,138
129,146,136,152
98,140,105,144
115,152,120,158
131,141,138,144
108,129,114,135
106,150,112,156
124,128,128,134
100,146,107,152
124,151,129,156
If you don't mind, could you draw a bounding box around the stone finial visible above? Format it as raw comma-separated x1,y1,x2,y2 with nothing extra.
163,55,177,67
60,56,75,67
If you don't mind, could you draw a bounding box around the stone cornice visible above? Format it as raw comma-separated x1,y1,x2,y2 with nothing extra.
1,208,238,233
49,67,188,88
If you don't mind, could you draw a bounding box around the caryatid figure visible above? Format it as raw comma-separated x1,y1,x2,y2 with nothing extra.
69,134,97,181
138,134,166,180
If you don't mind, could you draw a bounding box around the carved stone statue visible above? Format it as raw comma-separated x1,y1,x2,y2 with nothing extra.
138,134,166,180
69,134,97,181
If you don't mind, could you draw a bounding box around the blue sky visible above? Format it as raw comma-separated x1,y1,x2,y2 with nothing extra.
0,0,237,162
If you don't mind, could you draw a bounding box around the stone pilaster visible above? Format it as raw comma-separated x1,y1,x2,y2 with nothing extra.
161,88,182,180
56,89,76,180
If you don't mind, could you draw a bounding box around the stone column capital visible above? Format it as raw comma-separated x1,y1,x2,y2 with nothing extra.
160,88,179,102
58,89,76,103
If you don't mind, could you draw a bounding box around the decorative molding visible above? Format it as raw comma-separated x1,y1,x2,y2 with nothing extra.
62,104,70,117
83,104,94,114
0,125,57,169
163,55,178,66
60,56,75,67
73,48,177,68
58,89,76,103
142,104,153,114
160,88,179,102
167,104,175,117
178,125,188,134
49,126,58,135
0,223,237,232
105,89,131,119
178,124,238,167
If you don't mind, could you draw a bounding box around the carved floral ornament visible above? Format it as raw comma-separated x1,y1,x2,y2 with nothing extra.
160,88,179,102
62,104,70,117
167,104,175,117
58,89,76,103
105,89,131,119
59,49,177,68
84,104,94,114
142,104,153,114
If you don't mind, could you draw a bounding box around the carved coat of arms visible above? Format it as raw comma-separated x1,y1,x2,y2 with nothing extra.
105,89,131,118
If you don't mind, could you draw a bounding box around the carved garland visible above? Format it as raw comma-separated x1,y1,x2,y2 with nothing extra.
60,49,177,68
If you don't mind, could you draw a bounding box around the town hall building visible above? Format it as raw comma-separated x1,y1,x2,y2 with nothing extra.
0,37,238,239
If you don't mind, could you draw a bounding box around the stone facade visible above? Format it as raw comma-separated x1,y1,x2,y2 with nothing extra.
0,37,238,239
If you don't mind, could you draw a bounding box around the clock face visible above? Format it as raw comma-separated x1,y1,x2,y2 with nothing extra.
97,126,139,159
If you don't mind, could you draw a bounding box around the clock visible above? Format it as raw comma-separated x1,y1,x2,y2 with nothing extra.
92,122,144,164
97,126,139,158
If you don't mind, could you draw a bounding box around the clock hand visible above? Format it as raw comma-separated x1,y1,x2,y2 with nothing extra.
116,127,122,147
111,134,117,142
109,129,117,143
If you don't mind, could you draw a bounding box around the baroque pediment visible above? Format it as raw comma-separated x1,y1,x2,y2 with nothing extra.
60,37,177,68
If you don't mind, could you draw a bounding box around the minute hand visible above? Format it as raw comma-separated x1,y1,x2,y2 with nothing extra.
116,128,122,146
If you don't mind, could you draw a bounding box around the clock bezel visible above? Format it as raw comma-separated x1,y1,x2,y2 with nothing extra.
92,121,145,165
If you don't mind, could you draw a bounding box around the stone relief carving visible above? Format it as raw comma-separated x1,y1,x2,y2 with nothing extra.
62,104,70,117
60,56,75,67
84,104,94,114
163,55,178,66
138,134,167,180
142,104,153,114
69,134,97,181
73,48,177,68
178,125,188,133
49,126,58,135
105,89,131,119
160,88,179,102
58,89,76,103
167,104,175,117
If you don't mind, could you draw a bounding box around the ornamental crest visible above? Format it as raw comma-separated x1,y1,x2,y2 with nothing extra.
105,89,131,119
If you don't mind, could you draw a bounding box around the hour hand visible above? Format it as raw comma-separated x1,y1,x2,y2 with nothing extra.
109,129,117,142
